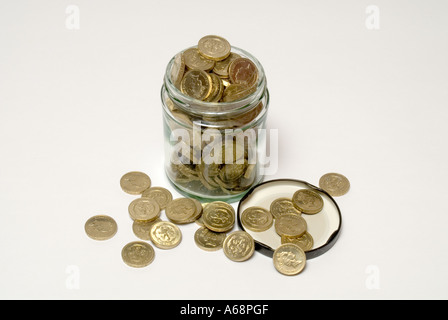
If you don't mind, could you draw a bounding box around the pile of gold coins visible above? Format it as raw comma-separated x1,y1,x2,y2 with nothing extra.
171,35,259,103
84,171,257,270
84,171,350,275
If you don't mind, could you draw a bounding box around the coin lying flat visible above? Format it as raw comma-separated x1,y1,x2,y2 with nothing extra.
281,232,314,252
128,198,160,221
270,198,302,219
120,171,151,195
165,198,200,224
194,227,226,251
275,214,307,238
149,221,182,249
132,218,162,241
241,206,273,232
85,215,118,240
141,187,173,210
183,48,215,71
202,201,235,233
273,243,306,276
292,189,324,215
223,231,255,262
181,69,213,101
121,241,155,268
319,173,350,197
198,35,231,61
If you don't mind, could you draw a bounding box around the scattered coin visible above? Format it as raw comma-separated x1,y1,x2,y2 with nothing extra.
202,201,235,233
270,198,302,219
121,241,155,268
275,214,307,238
241,206,273,232
292,189,324,214
141,186,173,210
273,244,306,276
149,221,182,249
128,198,160,221
319,173,350,197
120,171,151,195
165,198,200,224
223,231,255,262
194,227,226,251
85,215,118,241
132,218,162,241
281,232,314,252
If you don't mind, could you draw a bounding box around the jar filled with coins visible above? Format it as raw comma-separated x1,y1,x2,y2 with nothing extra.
161,35,269,202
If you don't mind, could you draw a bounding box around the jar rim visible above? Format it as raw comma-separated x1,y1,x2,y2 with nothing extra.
164,46,267,118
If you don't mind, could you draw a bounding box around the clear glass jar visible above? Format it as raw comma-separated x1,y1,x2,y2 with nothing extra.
161,46,269,203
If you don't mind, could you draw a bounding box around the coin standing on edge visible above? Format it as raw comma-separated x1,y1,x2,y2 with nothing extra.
273,243,306,276
292,189,324,215
120,171,151,195
121,241,155,268
319,173,350,197
223,231,255,262
85,215,118,241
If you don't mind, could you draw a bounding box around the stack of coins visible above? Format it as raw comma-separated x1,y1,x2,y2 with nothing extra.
172,35,259,103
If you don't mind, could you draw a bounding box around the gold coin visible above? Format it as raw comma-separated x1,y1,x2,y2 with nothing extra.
132,218,162,241
281,232,314,252
149,221,182,249
213,53,241,78
198,35,231,61
275,214,307,238
128,198,160,221
170,52,185,89
270,198,302,219
273,243,306,276
194,227,226,251
181,69,213,101
241,207,273,232
121,241,155,268
120,171,151,195
319,173,350,197
292,189,324,214
183,47,215,71
202,201,235,233
84,215,117,240
165,198,199,224
205,73,224,102
223,231,255,262
222,83,256,102
228,57,258,87
141,187,173,210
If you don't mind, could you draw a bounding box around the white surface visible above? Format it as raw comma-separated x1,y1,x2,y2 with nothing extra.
1,0,447,300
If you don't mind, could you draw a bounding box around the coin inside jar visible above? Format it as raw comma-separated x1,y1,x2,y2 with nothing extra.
181,69,213,101
198,35,231,61
229,57,258,87
183,47,215,71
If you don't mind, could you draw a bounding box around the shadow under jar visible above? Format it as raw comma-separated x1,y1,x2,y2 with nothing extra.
161,46,269,203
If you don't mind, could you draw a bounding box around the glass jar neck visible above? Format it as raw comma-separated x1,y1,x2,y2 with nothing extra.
163,46,267,119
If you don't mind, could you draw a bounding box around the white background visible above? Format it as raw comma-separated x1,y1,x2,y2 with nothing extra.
1,0,447,300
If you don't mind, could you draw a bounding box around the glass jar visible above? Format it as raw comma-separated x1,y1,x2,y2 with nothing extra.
161,46,269,203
